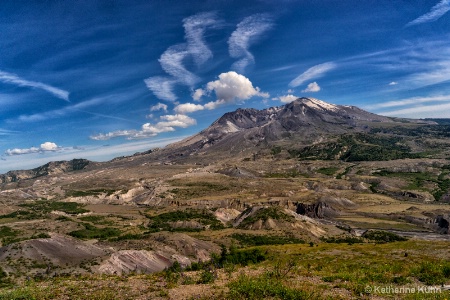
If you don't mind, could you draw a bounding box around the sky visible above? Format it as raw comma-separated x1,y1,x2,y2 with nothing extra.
1,0,450,173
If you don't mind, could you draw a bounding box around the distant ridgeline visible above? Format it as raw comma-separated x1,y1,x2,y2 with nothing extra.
0,159,90,183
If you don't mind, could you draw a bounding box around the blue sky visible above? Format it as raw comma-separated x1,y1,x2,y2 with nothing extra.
1,0,450,172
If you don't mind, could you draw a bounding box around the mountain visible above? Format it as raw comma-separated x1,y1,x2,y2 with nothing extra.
0,97,442,178
163,97,434,159
0,159,91,184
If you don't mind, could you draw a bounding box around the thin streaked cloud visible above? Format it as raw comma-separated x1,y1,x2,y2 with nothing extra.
289,62,337,87
0,70,69,101
407,0,450,27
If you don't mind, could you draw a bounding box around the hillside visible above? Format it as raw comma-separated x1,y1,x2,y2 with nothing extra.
1,98,450,299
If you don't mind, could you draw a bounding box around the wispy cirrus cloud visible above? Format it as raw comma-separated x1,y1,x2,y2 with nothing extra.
366,95,450,110
159,45,200,86
146,12,220,101
184,12,221,66
380,102,450,118
144,77,178,102
406,0,450,27
228,14,273,73
0,70,69,101
0,129,17,136
15,91,141,124
289,62,337,87
90,114,196,141
16,97,107,122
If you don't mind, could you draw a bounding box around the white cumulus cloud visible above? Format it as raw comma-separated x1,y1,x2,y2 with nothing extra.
5,142,61,156
277,94,299,103
302,82,321,92
289,62,337,87
228,14,273,73
388,81,398,86
204,71,268,104
174,103,205,114
204,99,226,110
39,142,58,151
90,114,197,141
192,88,205,101
150,102,168,112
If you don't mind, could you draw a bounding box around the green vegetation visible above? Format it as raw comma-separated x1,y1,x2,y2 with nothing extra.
231,233,304,246
363,230,408,243
79,215,114,225
238,207,294,229
371,124,450,138
322,231,406,244
19,201,88,216
68,223,121,240
316,167,339,176
290,133,425,161
187,245,267,271
374,169,450,201
321,236,364,244
0,226,20,245
228,274,317,300
0,210,40,220
1,241,450,298
146,209,225,232
270,146,282,155
109,233,145,242
336,165,353,179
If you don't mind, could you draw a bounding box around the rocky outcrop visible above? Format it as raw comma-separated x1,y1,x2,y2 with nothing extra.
98,250,187,275
430,215,449,234
296,201,340,219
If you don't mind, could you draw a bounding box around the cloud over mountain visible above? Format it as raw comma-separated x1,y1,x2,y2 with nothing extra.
289,62,336,87
193,71,269,110
302,82,321,92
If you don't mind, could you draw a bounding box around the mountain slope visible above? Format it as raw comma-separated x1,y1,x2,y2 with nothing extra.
164,97,432,158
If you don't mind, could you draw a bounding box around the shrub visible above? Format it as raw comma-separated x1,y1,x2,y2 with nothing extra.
68,223,121,239
146,209,224,232
231,233,304,246
362,230,407,243
228,274,317,300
